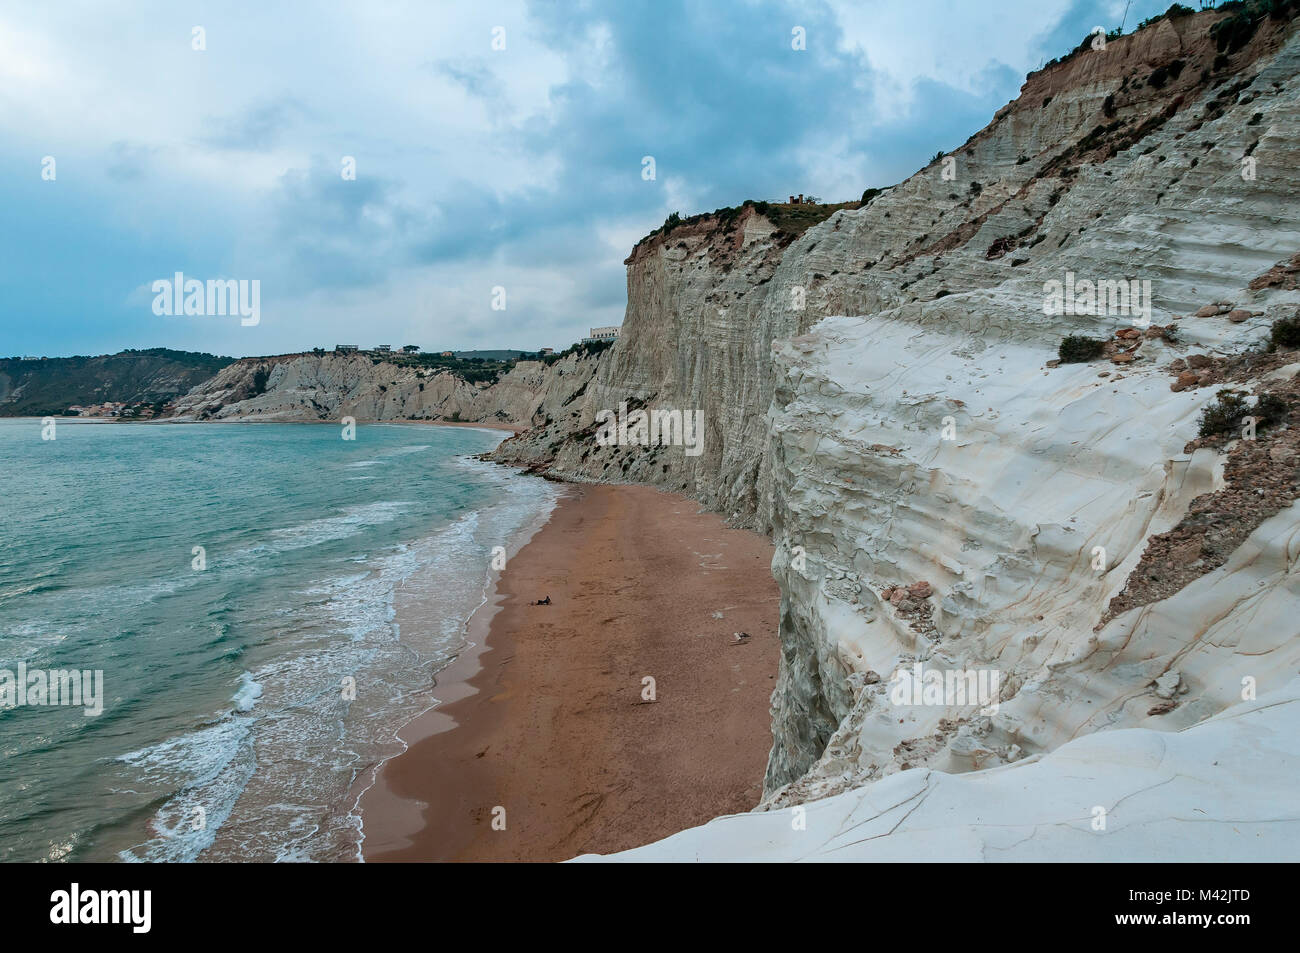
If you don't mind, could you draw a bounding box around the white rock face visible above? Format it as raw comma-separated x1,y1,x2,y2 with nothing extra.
755,16,1300,796
169,350,600,427
762,313,1300,799
500,10,1300,854
492,11,1300,525
580,678,1300,862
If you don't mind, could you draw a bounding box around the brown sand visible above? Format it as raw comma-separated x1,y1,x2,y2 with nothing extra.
359,483,780,862
408,419,526,433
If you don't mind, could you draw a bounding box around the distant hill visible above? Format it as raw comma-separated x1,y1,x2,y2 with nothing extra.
0,348,236,416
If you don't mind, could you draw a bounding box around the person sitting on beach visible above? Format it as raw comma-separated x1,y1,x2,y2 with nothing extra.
532,596,551,606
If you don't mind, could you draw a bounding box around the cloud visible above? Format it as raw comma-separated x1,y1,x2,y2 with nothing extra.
105,140,157,182
0,0,1177,358
200,98,313,151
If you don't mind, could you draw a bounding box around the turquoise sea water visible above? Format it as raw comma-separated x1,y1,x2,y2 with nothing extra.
0,418,557,861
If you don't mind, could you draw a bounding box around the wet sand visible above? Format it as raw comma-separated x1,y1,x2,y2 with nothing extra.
359,483,780,862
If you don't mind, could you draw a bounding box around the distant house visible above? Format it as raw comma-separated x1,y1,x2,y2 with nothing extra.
402,345,421,353
440,350,455,357
582,326,620,343
335,344,359,353
374,344,392,353
539,347,554,356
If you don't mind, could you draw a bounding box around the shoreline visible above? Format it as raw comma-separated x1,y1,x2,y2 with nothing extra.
343,474,565,861
11,416,528,433
357,482,780,862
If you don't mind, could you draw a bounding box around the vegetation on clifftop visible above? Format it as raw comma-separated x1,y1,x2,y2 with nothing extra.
638,196,865,251
0,348,236,417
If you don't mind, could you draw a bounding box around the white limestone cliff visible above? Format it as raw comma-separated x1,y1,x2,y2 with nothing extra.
504,7,1300,857
168,349,601,428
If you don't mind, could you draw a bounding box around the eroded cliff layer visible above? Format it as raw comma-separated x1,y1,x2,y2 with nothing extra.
492,5,1300,813
168,349,601,429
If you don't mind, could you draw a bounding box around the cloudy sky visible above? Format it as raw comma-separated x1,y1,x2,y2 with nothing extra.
0,0,1175,359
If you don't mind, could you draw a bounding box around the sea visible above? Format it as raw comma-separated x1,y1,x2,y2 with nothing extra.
0,418,559,862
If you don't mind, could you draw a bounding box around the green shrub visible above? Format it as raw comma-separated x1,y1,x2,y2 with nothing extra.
1137,3,1194,31
1254,393,1289,426
1198,390,1250,437
1199,390,1288,438
1270,314,1300,349
1212,20,1253,56
250,367,270,397
1058,335,1105,363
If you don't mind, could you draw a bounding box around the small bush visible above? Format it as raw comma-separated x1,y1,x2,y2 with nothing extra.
1254,393,1289,426
1199,390,1288,438
250,366,270,397
1058,335,1105,363
1271,314,1300,349
1211,9,1262,56
1198,390,1250,437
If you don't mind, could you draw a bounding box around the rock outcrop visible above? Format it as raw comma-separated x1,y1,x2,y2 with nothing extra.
168,349,601,428
489,4,1300,836
490,7,1300,526
581,677,1300,861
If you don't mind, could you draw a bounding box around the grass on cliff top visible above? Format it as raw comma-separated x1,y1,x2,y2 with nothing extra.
640,196,868,250
537,338,614,366
371,351,518,385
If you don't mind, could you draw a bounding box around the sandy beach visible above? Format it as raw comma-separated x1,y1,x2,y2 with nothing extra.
359,483,780,862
